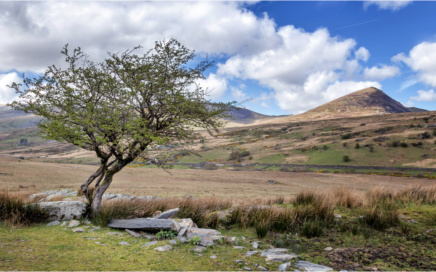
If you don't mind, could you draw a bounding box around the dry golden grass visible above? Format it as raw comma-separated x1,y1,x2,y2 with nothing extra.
1,158,432,204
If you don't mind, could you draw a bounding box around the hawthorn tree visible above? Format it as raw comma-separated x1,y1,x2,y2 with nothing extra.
8,39,232,217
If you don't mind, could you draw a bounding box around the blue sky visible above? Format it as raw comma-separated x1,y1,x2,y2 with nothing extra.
1,1,436,115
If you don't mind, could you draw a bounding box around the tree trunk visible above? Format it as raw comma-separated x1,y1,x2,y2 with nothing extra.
90,173,113,218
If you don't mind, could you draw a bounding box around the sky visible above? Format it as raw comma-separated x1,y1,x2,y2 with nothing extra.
1,1,436,115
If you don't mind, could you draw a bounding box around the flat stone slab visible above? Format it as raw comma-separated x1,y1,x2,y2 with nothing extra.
39,201,86,221
47,220,60,226
141,241,158,247
265,253,297,262
177,227,223,246
126,229,142,237
294,261,333,272
108,218,180,232
72,227,85,233
154,208,179,219
192,246,207,253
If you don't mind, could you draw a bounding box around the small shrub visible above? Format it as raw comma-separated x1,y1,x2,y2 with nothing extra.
279,166,291,172
188,235,201,245
342,142,347,147
229,150,242,162
341,133,352,140
391,141,399,147
423,117,430,123
400,142,408,148
355,143,360,149
204,163,218,170
156,230,176,240
240,150,250,157
361,202,399,231
343,155,351,162
255,219,270,238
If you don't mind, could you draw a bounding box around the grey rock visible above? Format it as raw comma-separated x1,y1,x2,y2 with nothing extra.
260,248,289,256
236,260,245,264
294,261,333,272
324,247,333,252
215,209,233,224
169,240,177,245
241,236,246,240
177,227,223,246
140,232,156,240
225,236,237,243
154,208,179,219
252,241,260,249
155,245,172,252
258,266,268,271
83,219,91,225
278,262,291,271
334,214,342,218
141,241,158,247
89,226,100,232
126,229,142,238
60,221,68,227
266,180,277,184
68,220,81,228
265,254,297,262
30,189,77,202
107,232,124,236
83,237,98,240
72,227,85,233
47,220,60,226
39,201,87,221
243,267,252,271
119,241,130,246
246,251,259,257
108,218,181,232
176,218,197,229
210,255,217,259
245,250,259,257
192,246,207,253
234,246,246,249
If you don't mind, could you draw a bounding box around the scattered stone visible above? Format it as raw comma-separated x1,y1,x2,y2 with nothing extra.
29,189,77,202
102,193,159,201
140,232,156,240
210,255,217,259
72,228,85,233
107,232,124,236
252,242,260,249
47,220,60,226
294,261,333,272
126,229,142,238
60,221,68,227
242,267,252,271
119,241,130,246
363,267,378,271
83,237,98,240
234,246,246,249
215,209,233,224
261,248,289,255
225,236,237,243
246,251,259,257
278,262,291,271
68,220,81,228
83,219,91,225
236,260,245,264
95,242,101,244
176,218,198,229
241,236,246,240
169,240,177,245
334,214,342,218
261,249,296,262
155,245,172,252
141,241,158,247
258,265,268,271
324,247,333,252
192,246,207,253
89,227,100,232
154,208,179,219
266,180,277,184
38,201,87,221
108,218,181,232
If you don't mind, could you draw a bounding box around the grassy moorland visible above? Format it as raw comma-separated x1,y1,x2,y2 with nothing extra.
1,185,435,271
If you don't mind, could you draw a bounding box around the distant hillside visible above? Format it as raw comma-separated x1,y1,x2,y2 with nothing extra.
408,107,428,113
298,87,411,119
224,107,274,124
0,105,41,133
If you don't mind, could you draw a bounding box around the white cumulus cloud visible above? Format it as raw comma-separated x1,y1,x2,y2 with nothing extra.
0,72,22,104
198,74,227,100
364,0,412,11
355,47,370,62
409,89,436,102
364,65,400,81
393,42,436,87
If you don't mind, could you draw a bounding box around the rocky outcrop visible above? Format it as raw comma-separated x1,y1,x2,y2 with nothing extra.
108,218,181,232
153,208,179,219
38,201,86,221
177,227,224,246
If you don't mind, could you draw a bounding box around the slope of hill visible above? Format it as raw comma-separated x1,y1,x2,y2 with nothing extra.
0,105,41,133
299,87,411,120
408,107,428,113
224,107,272,124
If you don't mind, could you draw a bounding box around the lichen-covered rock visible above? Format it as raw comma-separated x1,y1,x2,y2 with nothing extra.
108,218,180,232
153,208,179,219
38,201,86,221
177,227,223,246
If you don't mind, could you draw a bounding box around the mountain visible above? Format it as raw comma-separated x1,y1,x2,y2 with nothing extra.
298,87,411,119
224,107,273,124
407,107,428,112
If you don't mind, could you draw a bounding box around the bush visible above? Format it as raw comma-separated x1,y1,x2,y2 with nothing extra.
355,143,360,149
391,141,399,147
341,133,352,140
240,150,250,157
279,166,291,172
229,150,241,162
300,219,324,238
204,163,218,170
342,142,347,147
400,142,408,148
361,202,399,231
343,155,351,162
254,219,270,238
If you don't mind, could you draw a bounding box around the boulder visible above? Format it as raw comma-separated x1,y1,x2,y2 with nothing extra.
294,261,333,272
176,218,197,229
153,208,179,219
278,262,291,271
68,220,81,228
39,201,86,221
261,249,297,262
47,220,60,226
177,227,224,246
126,229,142,238
108,218,181,232
155,245,172,252
72,227,85,233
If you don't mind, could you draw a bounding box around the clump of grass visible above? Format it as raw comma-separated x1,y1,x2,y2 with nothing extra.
333,187,364,208
300,219,324,238
361,202,399,231
0,190,48,227
254,218,270,238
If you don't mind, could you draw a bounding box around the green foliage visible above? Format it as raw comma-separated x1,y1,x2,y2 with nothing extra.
361,202,400,231
254,219,270,238
355,143,360,149
341,133,352,140
400,142,408,148
156,230,176,240
8,39,233,216
343,155,351,162
188,235,201,245
300,219,324,238
391,141,399,147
